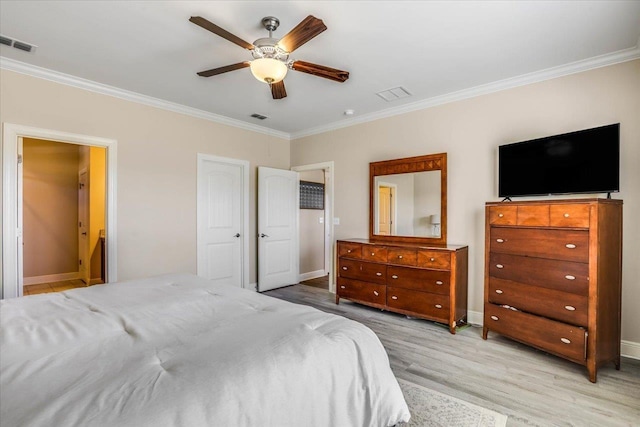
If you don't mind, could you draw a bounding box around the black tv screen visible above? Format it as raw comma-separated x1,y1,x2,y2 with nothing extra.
499,124,620,197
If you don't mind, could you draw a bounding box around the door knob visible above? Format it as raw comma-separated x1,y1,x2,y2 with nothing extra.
260,233,269,238
234,233,241,238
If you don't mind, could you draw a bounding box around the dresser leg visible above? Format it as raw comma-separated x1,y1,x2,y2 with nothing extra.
482,327,488,340
335,294,340,305
615,357,621,370
588,367,597,383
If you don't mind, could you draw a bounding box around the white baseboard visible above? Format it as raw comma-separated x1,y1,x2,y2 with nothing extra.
621,340,640,360
298,270,327,282
467,310,640,360
23,272,80,286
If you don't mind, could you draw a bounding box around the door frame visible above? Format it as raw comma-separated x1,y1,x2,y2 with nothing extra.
78,168,89,284
375,181,397,235
2,123,118,299
196,153,249,289
291,161,335,294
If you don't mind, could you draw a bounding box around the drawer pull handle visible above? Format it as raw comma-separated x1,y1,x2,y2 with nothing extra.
347,249,352,253
373,291,379,296
340,285,345,289
564,213,570,218
435,304,442,309
565,243,576,249
371,252,375,256
436,280,443,285
376,272,382,276
498,213,504,218
490,315,499,321
342,267,348,270
430,257,435,262
496,238,504,243
398,255,403,259
392,275,398,279
391,295,398,300
565,305,576,311
495,289,503,294
496,264,504,269
560,338,571,344
565,275,576,280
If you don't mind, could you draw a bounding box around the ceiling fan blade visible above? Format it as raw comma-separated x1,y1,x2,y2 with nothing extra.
189,16,254,50
271,81,287,99
277,15,327,53
197,62,250,77
291,61,349,83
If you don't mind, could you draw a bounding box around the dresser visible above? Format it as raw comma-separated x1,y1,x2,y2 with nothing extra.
483,199,622,382
337,239,468,334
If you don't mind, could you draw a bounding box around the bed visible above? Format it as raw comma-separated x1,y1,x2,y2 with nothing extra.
0,274,410,426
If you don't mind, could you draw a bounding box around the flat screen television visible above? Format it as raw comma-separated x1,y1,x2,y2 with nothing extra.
498,124,620,198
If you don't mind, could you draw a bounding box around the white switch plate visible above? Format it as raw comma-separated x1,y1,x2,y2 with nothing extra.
333,217,340,225
319,217,324,224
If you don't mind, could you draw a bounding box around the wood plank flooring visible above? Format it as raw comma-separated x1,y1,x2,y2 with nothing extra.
23,279,88,295
264,285,640,427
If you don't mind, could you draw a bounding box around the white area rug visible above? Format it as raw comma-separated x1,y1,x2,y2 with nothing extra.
397,379,508,427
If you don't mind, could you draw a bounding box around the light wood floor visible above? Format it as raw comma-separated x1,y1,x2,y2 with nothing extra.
264,284,640,427
23,279,88,296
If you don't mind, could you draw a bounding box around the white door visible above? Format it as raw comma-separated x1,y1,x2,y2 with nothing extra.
258,167,299,292
78,170,89,283
197,155,248,287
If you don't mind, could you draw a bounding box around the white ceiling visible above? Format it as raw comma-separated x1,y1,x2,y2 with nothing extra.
1,1,639,138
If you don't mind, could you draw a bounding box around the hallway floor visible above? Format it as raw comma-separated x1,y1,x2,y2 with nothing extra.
24,279,89,296
299,274,329,289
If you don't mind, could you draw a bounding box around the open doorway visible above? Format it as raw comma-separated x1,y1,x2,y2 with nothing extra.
292,162,335,292
21,138,107,296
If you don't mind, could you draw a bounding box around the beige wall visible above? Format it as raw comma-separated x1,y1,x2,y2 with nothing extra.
22,138,79,277
291,60,640,344
1,69,289,286
299,170,325,275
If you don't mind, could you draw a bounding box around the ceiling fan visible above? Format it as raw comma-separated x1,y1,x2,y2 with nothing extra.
189,15,349,99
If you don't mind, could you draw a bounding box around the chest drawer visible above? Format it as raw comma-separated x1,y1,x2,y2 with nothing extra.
387,287,450,321
387,266,449,294
489,253,588,295
338,242,362,259
517,205,549,226
337,278,386,307
417,250,451,270
550,204,590,228
387,248,417,266
362,245,388,262
488,205,517,225
489,278,588,326
490,227,589,263
485,304,587,363
338,259,386,284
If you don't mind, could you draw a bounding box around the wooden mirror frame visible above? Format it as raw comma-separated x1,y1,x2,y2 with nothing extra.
369,153,447,245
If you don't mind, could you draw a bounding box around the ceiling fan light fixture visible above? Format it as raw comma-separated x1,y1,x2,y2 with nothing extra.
250,58,288,84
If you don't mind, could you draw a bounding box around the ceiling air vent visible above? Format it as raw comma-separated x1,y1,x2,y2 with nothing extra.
250,113,268,120
376,86,412,102
0,34,37,53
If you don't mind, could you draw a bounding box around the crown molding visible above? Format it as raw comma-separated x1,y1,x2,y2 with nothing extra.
0,57,290,141
290,43,640,140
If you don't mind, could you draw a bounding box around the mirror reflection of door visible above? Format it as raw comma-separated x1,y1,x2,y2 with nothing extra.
378,185,394,236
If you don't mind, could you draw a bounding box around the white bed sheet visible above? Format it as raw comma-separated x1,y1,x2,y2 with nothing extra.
1,274,410,426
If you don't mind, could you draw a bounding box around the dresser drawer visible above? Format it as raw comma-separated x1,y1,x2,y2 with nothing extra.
387,287,450,321
489,278,588,326
490,227,589,263
338,241,362,259
489,253,588,295
488,205,517,225
517,205,549,226
387,266,449,294
339,259,386,284
550,204,590,228
417,250,451,270
337,278,386,306
387,248,417,266
485,304,587,362
362,245,388,262
338,259,360,280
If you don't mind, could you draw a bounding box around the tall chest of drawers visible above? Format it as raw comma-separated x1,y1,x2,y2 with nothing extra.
483,199,623,382
337,239,468,334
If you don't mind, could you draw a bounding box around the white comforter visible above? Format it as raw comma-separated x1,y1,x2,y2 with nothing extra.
0,274,410,427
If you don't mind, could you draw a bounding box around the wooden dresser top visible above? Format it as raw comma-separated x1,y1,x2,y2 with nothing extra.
338,238,467,252
486,198,622,207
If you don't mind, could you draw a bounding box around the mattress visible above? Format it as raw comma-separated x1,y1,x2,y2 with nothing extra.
0,274,410,426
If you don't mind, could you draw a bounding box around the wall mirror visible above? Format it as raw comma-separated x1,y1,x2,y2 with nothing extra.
369,153,447,245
